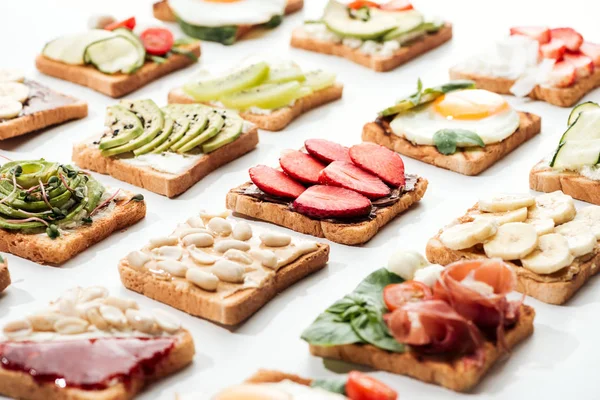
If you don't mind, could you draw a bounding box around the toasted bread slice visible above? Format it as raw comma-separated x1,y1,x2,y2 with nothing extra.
0,259,9,293
309,305,535,392
290,24,452,72
530,160,600,205
35,44,200,98
245,370,313,386
72,128,259,198
119,243,329,326
449,68,600,108
168,84,343,131
226,178,428,246
0,192,146,265
0,329,194,400
363,112,541,176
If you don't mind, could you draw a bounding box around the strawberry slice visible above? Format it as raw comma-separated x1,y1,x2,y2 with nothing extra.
550,28,583,51
547,61,576,88
563,52,594,78
305,139,352,164
249,165,305,199
319,161,391,199
293,185,372,219
349,143,405,187
540,38,566,60
580,42,600,67
509,26,550,44
279,150,325,185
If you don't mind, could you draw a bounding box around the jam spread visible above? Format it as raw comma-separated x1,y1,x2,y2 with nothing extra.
0,337,176,390
0,80,76,123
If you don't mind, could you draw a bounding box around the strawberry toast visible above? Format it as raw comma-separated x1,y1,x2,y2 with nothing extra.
450,27,600,107
226,139,427,245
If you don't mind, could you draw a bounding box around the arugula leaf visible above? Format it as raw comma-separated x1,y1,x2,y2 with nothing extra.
311,379,347,394
433,129,485,155
300,312,362,346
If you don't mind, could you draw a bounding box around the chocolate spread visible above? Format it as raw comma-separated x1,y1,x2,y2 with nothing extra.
0,80,76,123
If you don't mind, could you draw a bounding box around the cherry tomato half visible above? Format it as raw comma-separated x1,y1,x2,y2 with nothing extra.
347,1,380,9
346,371,398,400
383,281,432,311
379,0,414,11
140,28,174,56
104,17,136,31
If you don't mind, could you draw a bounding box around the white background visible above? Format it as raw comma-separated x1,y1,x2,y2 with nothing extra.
0,0,599,399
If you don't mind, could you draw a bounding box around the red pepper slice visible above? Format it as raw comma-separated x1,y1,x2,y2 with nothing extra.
140,28,174,56
104,17,136,31
347,1,380,9
346,371,398,400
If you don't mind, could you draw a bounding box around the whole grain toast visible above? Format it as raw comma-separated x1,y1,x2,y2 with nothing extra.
363,112,541,176
0,330,194,400
120,243,329,326
290,24,453,72
0,260,9,293
72,128,259,198
309,305,535,392
0,192,146,265
530,160,600,205
35,44,200,98
449,68,600,108
425,204,600,305
168,84,344,131
226,177,428,246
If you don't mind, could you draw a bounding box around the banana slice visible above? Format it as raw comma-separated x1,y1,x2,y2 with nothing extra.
0,97,22,119
0,82,29,103
521,233,574,275
474,207,528,225
528,191,576,225
554,221,597,257
479,194,535,212
0,69,24,83
483,222,538,260
440,220,497,250
525,218,555,235
574,206,600,239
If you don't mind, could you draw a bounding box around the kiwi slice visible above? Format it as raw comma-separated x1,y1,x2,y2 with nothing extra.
265,64,306,84
220,81,304,110
303,70,337,92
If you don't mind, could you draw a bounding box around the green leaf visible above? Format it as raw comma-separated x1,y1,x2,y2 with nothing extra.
351,312,405,353
433,129,485,155
173,37,200,46
300,312,362,346
311,379,347,394
354,268,403,308
148,55,167,64
171,47,198,61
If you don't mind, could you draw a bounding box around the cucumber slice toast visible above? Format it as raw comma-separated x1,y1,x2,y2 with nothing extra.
567,102,600,126
42,30,114,65
551,140,600,168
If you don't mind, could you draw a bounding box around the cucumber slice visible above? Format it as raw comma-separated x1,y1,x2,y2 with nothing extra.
113,28,146,74
183,62,270,101
43,30,114,65
202,116,243,154
303,70,336,91
176,18,238,45
567,101,600,126
152,116,190,154
100,105,143,150
169,110,209,151
133,116,174,156
220,81,303,110
550,139,600,168
85,36,141,74
265,64,306,84
559,109,600,143
177,111,226,153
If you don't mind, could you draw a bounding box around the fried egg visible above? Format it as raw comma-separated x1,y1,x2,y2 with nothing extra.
212,380,347,399
390,89,520,146
168,0,286,27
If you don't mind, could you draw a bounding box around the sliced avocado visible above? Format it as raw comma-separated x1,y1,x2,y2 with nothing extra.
152,115,190,154
380,12,426,41
202,115,243,154
169,109,209,151
177,110,226,153
101,100,164,157
133,116,174,156
220,81,303,110
99,105,144,150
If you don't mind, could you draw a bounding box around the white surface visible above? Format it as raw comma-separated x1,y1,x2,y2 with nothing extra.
0,0,599,399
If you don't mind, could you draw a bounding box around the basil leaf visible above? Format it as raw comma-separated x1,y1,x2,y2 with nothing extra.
350,305,405,353
301,312,362,346
354,269,403,308
327,296,361,314
433,129,485,155
311,379,347,394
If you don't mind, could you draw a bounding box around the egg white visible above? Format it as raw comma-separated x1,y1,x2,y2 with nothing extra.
168,0,286,27
209,380,347,399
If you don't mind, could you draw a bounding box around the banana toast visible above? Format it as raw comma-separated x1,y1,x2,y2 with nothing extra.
0,258,9,293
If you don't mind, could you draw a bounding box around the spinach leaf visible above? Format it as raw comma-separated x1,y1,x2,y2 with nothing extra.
300,312,362,346
433,129,485,155
311,379,347,394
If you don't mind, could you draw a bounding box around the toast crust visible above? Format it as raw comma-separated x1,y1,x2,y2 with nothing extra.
290,25,452,72
0,261,9,293
530,160,600,205
35,44,200,98
449,68,600,108
72,128,259,198
0,193,146,265
309,305,535,392
168,84,344,131
0,329,195,400
362,112,541,176
119,244,329,325
226,178,428,246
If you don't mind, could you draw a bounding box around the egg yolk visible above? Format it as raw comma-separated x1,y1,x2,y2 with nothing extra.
433,90,510,120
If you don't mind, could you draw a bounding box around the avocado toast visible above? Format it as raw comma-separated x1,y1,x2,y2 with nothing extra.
73,101,259,198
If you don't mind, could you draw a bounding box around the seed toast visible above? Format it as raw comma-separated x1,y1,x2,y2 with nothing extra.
362,112,541,176
308,305,534,392
0,192,146,265
449,68,600,108
0,259,9,293
290,24,453,72
35,44,200,98
119,244,329,326
530,160,600,205
425,203,600,304
0,329,194,400
167,84,344,131
225,177,428,246
72,128,259,198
